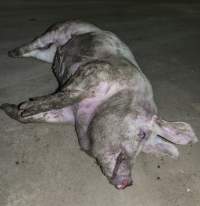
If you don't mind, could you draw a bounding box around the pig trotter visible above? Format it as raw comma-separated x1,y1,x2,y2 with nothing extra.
8,47,23,58
0,103,20,120
0,103,26,122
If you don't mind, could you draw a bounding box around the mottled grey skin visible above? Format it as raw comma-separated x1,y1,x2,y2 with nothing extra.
8,20,137,67
1,21,198,190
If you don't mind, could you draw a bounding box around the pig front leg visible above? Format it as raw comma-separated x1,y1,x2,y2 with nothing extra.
0,103,75,124
21,106,75,124
1,88,84,123
18,90,84,117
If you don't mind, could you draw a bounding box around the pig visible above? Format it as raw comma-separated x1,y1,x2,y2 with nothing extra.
1,21,198,189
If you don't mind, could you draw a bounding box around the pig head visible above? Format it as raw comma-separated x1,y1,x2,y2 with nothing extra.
88,91,198,189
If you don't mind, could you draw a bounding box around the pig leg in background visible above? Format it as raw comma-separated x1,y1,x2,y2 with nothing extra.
0,103,74,124
14,44,57,63
7,21,70,62
8,28,55,63
7,21,100,63
8,29,59,63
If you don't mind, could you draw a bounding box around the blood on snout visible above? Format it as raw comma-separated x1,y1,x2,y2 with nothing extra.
116,178,132,190
112,175,132,189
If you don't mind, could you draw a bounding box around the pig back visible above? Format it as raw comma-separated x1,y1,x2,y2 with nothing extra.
52,31,138,87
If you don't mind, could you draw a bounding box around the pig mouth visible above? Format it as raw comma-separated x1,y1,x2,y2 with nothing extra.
111,151,132,189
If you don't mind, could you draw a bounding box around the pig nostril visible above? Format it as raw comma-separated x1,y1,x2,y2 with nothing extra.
122,179,129,186
116,185,124,189
116,179,132,189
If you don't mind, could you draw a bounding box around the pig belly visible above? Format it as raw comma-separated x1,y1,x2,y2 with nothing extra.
75,98,103,126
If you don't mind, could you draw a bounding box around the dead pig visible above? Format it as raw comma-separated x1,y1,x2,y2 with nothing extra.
1,21,198,189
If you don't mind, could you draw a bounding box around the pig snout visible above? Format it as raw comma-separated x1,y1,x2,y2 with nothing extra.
112,175,133,189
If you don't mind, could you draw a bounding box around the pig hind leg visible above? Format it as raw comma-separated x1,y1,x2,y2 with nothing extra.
8,26,59,63
21,44,57,63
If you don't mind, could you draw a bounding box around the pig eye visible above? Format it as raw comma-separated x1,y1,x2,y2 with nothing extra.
138,130,146,139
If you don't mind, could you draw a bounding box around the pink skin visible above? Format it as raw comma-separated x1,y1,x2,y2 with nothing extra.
74,82,122,130
23,106,75,124
117,179,132,190
23,82,112,124
113,177,133,190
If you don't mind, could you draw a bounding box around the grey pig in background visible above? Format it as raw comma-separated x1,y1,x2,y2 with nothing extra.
1,21,198,189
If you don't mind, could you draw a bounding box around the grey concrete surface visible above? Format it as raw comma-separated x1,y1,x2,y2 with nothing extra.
0,1,200,206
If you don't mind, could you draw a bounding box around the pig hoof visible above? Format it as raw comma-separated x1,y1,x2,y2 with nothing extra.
8,48,22,57
19,102,28,110
19,100,34,110
0,103,20,120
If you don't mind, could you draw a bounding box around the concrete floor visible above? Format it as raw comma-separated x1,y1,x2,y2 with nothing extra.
0,1,200,206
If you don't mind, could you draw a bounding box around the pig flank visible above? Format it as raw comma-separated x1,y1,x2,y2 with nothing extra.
1,21,198,189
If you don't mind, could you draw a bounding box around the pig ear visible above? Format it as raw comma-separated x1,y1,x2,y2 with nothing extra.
152,115,198,145
142,135,179,159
